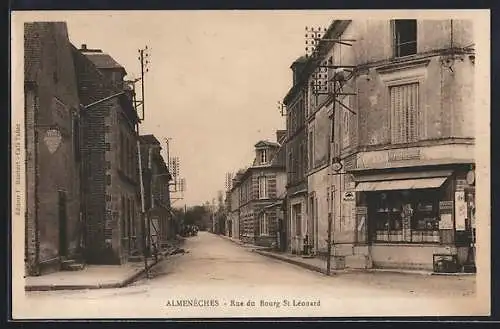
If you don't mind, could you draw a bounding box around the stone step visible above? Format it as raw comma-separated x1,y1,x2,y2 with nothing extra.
128,255,144,262
61,259,76,266
61,261,85,271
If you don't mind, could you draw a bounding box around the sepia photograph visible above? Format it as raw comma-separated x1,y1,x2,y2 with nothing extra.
10,9,490,319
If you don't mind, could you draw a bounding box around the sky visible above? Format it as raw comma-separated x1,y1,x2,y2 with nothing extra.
19,11,336,206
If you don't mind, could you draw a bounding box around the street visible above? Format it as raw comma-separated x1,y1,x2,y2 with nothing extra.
19,232,482,319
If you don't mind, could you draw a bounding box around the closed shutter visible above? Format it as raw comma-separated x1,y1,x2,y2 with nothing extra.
390,83,419,144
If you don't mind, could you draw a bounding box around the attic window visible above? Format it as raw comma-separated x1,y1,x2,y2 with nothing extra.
260,149,267,164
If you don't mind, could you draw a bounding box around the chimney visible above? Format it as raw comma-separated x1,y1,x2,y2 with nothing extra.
276,130,287,144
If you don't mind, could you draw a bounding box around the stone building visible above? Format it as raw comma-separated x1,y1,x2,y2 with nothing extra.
229,170,245,240
74,44,141,265
303,19,476,271
24,22,83,275
235,132,287,247
139,134,173,253
283,56,310,254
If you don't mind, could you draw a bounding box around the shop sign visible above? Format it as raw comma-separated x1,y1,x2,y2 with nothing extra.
343,191,355,201
439,213,453,230
44,129,62,154
456,179,467,191
388,149,421,162
439,201,453,213
455,191,467,231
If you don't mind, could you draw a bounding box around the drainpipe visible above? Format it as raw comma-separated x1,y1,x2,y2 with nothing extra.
33,91,40,275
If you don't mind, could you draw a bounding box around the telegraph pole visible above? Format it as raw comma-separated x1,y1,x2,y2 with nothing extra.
131,45,151,278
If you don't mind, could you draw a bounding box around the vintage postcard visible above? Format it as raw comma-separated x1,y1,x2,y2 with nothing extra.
11,9,490,319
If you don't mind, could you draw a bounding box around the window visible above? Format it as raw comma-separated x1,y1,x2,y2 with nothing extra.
121,196,126,238
342,111,350,147
369,190,440,243
72,115,80,162
260,149,267,164
293,204,302,236
393,19,417,57
258,176,268,199
260,212,269,236
390,83,419,144
308,130,314,170
119,131,124,170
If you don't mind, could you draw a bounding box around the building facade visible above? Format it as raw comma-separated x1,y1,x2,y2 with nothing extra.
24,22,83,275
75,44,141,265
303,19,476,271
283,57,309,254
229,170,244,240
236,133,287,247
139,135,173,253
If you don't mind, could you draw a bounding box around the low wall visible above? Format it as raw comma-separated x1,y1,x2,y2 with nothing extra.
370,244,456,271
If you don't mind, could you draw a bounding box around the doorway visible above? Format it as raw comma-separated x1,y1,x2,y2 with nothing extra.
58,190,68,257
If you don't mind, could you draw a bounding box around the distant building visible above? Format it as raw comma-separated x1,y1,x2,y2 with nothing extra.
139,134,173,252
233,132,287,247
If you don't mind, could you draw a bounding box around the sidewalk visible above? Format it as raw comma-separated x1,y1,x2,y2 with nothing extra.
25,242,186,292
253,249,476,277
217,234,267,250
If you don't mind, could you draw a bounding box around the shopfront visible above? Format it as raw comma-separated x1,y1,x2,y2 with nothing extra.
352,165,476,272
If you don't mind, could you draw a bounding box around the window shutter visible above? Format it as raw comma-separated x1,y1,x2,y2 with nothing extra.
408,83,418,142
391,83,418,144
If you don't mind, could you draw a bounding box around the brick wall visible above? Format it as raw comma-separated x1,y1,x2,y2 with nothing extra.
24,22,82,274
73,45,139,264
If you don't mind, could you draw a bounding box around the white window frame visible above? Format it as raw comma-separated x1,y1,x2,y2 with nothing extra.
258,175,268,199
260,149,267,164
260,212,269,236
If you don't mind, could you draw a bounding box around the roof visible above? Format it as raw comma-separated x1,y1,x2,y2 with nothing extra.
283,20,352,104
140,134,162,146
254,140,280,148
81,49,127,74
290,55,308,68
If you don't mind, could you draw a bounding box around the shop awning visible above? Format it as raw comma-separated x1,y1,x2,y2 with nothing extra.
355,177,448,192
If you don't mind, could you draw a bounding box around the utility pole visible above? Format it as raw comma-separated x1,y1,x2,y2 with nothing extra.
131,45,151,278
326,213,333,275
305,24,357,277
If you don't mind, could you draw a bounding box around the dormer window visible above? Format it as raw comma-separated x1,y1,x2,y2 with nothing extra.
259,149,267,164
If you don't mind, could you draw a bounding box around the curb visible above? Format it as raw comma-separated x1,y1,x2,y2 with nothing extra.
25,255,170,292
253,250,327,275
253,250,475,277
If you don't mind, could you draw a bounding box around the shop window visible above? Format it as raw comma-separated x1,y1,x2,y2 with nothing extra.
393,19,417,57
390,83,419,144
369,189,440,243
